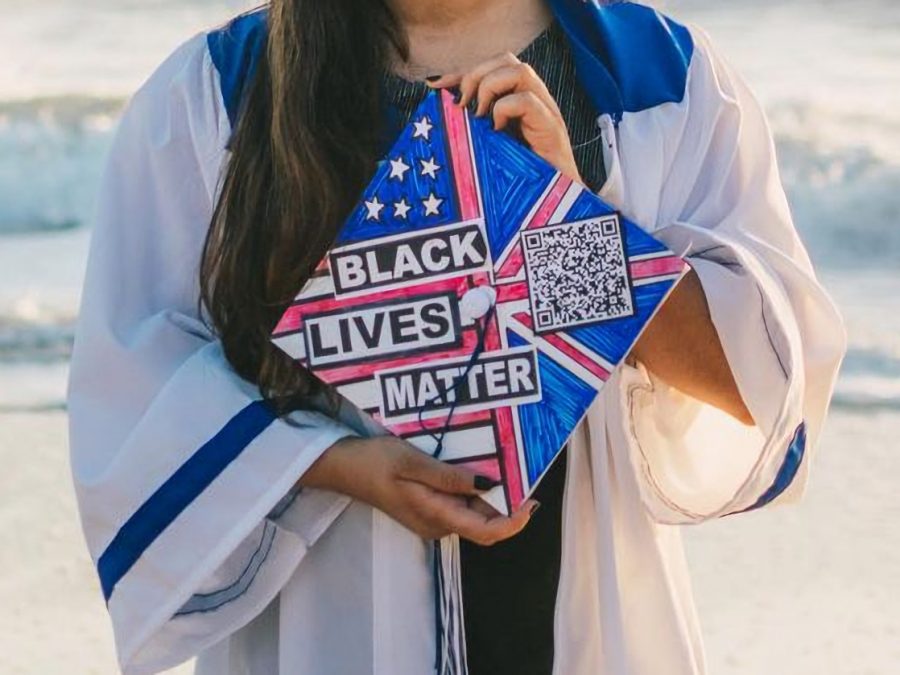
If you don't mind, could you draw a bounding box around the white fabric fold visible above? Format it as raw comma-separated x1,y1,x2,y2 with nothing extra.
610,27,845,524
67,34,358,674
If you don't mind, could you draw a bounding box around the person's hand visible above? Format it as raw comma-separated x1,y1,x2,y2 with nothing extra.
426,53,582,183
299,435,539,545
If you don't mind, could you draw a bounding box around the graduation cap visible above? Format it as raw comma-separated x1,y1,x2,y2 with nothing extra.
272,88,687,515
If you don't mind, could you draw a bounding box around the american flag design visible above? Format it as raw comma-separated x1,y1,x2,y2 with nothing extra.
272,89,687,513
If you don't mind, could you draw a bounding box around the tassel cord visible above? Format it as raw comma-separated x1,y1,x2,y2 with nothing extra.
418,303,496,460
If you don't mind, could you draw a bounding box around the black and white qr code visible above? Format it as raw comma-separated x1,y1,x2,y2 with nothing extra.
522,215,635,333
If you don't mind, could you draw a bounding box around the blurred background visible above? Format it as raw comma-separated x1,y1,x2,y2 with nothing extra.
1,0,897,673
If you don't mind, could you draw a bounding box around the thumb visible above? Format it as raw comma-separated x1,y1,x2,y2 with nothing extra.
399,452,500,496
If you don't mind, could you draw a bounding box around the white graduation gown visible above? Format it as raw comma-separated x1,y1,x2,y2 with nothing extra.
67,6,846,675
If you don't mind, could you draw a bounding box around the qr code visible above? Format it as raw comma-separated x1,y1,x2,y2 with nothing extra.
522,215,634,333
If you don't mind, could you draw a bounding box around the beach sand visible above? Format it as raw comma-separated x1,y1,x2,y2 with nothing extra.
0,412,193,675
1,409,897,674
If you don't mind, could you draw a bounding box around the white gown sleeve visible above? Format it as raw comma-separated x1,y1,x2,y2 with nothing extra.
615,28,846,524
67,34,361,674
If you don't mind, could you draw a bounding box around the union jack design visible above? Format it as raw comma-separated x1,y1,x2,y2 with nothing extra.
272,89,686,512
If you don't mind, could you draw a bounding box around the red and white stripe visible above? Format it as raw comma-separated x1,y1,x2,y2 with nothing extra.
493,174,583,282
505,312,613,392
629,251,688,287
441,89,483,221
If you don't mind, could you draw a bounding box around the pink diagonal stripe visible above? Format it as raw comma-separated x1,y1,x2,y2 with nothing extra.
524,175,572,230
629,256,687,280
495,247,524,281
512,312,611,383
495,174,573,279
441,89,480,220
495,280,529,303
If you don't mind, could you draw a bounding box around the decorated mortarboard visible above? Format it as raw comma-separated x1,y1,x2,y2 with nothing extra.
271,89,687,515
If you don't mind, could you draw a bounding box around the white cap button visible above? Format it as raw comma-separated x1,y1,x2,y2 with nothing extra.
460,286,497,320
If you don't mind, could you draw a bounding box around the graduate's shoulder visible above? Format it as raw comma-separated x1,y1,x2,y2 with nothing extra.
114,16,248,156
553,0,696,114
125,29,211,115
130,6,265,108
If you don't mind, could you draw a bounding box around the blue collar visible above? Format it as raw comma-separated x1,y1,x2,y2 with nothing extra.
545,0,693,122
208,1,693,131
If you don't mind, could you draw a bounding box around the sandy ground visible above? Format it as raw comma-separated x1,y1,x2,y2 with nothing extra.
0,409,897,674
0,412,192,675
683,410,900,675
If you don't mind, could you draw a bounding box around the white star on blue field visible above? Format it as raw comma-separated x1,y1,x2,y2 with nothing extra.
339,94,460,244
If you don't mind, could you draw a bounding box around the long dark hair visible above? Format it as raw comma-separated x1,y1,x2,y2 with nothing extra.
199,1,407,415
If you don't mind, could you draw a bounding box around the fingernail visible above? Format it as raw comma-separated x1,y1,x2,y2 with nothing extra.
529,501,542,516
425,74,442,82
452,88,462,104
474,475,501,491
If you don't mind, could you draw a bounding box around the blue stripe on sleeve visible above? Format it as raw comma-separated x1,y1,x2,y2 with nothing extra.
97,400,277,601
727,421,807,516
